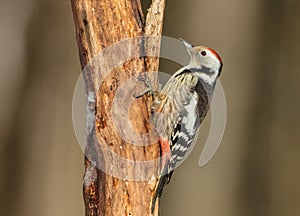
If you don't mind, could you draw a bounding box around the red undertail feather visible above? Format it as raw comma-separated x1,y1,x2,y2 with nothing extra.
158,138,171,167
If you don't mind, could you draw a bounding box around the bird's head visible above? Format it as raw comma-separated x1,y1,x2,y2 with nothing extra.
180,39,223,85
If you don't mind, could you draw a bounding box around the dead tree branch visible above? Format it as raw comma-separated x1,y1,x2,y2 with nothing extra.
70,0,166,215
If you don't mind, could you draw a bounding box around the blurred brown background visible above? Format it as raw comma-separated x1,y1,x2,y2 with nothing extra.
1,0,299,215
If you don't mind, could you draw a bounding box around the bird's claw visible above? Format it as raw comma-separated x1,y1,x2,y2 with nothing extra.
134,74,156,98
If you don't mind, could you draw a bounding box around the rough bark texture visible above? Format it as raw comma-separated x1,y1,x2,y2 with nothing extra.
70,0,166,215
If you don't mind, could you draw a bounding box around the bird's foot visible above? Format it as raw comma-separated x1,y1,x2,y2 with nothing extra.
133,74,156,98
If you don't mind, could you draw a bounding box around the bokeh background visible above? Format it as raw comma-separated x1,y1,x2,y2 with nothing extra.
1,0,300,215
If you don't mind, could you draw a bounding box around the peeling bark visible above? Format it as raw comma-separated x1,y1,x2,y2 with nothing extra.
70,0,166,215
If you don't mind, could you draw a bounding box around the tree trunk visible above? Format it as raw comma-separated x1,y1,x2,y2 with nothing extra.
70,0,166,215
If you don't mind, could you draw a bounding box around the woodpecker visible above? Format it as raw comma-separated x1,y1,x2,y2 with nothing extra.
146,39,223,213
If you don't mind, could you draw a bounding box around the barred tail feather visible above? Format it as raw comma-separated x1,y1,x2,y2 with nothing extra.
151,162,174,213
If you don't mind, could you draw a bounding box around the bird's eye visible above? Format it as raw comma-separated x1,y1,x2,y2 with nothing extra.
201,51,207,56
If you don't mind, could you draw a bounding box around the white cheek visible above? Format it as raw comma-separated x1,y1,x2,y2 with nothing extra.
201,65,219,85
